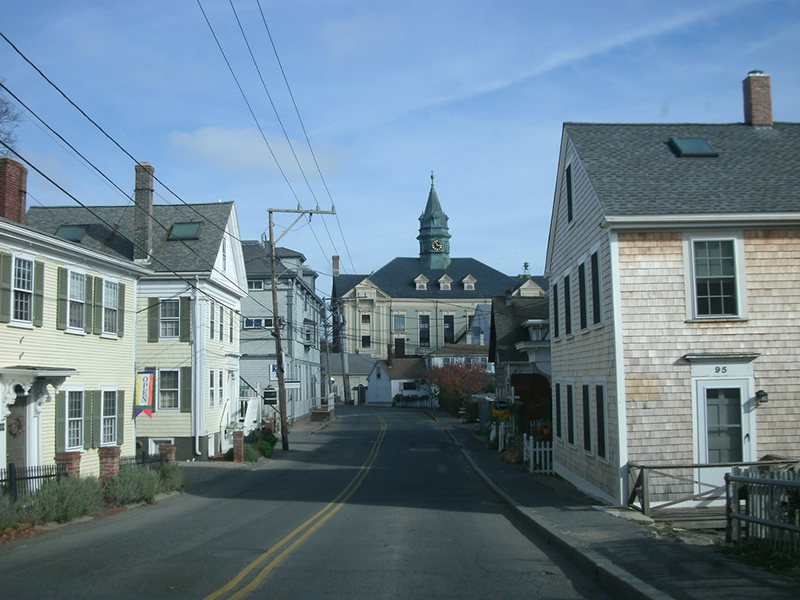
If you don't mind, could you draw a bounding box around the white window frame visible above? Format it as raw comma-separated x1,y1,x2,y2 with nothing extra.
684,232,747,321
12,253,34,324
66,388,84,450
103,280,119,336
68,269,86,331
158,369,180,411
219,304,224,340
393,313,405,332
218,369,224,407
248,280,264,291
209,369,216,407
160,299,180,338
100,387,118,446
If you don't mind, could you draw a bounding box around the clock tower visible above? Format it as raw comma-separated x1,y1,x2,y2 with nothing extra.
417,172,451,269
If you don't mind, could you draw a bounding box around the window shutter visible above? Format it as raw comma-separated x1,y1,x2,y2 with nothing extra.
90,390,101,449
117,283,126,337
93,277,103,334
0,252,11,323
85,390,97,450
116,390,125,445
147,298,159,342
180,366,192,413
179,297,191,343
55,391,66,453
33,261,44,327
84,275,94,334
57,267,68,330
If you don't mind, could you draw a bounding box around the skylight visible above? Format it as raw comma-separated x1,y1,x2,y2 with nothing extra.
56,224,87,242
168,222,202,240
668,137,719,157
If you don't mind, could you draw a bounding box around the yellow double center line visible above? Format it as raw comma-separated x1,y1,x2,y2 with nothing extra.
204,416,387,600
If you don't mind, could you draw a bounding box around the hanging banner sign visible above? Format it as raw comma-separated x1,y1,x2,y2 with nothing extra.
135,371,155,418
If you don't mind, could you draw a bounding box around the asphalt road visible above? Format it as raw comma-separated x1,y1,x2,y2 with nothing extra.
0,407,613,599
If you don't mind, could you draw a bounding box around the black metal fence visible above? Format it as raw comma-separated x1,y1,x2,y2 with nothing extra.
1,463,67,502
119,451,167,470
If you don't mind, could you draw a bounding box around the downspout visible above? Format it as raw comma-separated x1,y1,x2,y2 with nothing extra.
193,276,204,456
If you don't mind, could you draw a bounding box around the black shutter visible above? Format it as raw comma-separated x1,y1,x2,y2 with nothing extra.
116,390,125,445
84,274,94,334
117,283,126,337
55,391,66,453
93,277,103,334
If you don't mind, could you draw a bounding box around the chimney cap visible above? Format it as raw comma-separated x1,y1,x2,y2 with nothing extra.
748,69,765,76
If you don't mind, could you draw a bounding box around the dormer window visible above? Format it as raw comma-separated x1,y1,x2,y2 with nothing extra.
462,275,476,291
415,274,429,291
438,275,452,291
168,222,202,240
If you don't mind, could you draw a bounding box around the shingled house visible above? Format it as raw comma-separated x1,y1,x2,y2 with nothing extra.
545,72,800,506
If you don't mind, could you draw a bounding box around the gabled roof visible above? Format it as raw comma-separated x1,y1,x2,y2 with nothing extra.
242,240,306,278
563,122,800,217
26,202,234,273
430,344,489,358
333,257,520,299
376,357,427,380
489,296,549,364
322,353,376,376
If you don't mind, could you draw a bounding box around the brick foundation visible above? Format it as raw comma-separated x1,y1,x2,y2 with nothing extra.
233,430,244,463
158,443,177,464
98,446,121,486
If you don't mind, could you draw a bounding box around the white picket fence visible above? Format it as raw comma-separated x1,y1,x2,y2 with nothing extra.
523,433,554,474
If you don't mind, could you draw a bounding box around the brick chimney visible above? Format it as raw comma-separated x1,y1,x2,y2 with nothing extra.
743,70,772,127
134,162,154,262
0,157,27,224
332,255,340,277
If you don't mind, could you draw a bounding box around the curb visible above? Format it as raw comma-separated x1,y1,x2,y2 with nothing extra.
447,429,672,600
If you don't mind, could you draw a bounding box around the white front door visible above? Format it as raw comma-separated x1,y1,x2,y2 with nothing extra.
695,378,755,500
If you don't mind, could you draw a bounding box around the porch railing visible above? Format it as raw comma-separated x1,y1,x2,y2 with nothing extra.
1,463,67,502
628,459,800,518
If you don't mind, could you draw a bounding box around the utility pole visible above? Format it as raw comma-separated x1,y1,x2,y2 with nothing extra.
269,207,335,451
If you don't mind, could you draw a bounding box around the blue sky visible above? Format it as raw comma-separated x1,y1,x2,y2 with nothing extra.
2,0,800,295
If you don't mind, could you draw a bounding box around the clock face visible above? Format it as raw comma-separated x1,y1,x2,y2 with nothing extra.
431,239,443,251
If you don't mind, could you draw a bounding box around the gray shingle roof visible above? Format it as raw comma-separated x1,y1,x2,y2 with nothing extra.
564,122,800,216
26,202,234,273
332,257,520,299
242,240,304,279
489,296,549,364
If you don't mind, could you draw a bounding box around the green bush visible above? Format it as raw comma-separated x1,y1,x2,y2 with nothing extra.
0,493,18,530
103,466,161,506
258,439,273,458
244,444,261,462
156,461,185,493
19,477,103,524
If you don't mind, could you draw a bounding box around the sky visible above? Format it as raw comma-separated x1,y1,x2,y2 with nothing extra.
2,0,800,297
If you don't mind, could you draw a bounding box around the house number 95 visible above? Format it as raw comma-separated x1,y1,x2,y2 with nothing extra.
715,366,728,374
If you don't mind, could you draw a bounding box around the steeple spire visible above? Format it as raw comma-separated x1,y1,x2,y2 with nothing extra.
417,171,451,269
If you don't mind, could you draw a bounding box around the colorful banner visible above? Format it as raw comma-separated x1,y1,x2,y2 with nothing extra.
135,371,155,418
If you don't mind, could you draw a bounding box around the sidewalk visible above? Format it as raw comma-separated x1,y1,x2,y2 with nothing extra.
442,420,800,600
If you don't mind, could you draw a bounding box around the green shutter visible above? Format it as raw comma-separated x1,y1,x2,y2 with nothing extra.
147,298,159,342
84,275,94,334
180,366,192,413
0,252,12,323
55,391,66,453
86,390,98,450
56,267,68,330
33,261,44,327
179,297,191,343
117,283,126,338
116,390,125,445
93,277,103,335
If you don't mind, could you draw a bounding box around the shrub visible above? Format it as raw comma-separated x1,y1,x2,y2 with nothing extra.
103,466,161,506
0,493,18,530
244,444,261,463
258,439,273,458
19,477,102,524
156,462,185,493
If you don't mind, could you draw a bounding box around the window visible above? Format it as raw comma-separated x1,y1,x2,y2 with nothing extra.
443,315,455,344
566,384,575,446
244,317,273,329
229,308,234,343
596,384,607,460
158,370,179,410
69,271,85,329
361,314,371,324
552,283,560,338
578,263,587,330
419,315,430,347
209,370,215,407
218,370,224,407
67,390,84,449
555,383,562,439
563,274,572,335
693,239,738,317
582,384,592,453
402,381,418,391
222,237,227,271
219,305,224,340
248,280,264,291
304,320,315,345
101,390,117,445
210,300,215,339
565,165,574,223
668,137,718,158
103,281,119,335
361,335,371,349
168,222,201,240
13,257,33,322
591,251,602,325
393,314,405,332
160,300,180,338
